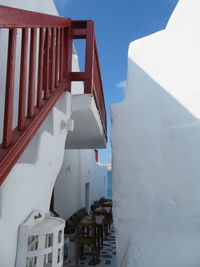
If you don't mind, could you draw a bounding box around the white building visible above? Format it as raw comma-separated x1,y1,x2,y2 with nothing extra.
111,0,200,266
0,1,108,266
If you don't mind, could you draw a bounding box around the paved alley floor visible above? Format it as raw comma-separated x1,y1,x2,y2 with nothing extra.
64,227,116,267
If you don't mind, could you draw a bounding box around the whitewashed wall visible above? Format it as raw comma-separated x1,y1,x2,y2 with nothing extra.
54,149,108,220
0,2,66,267
0,1,77,266
111,1,200,267
0,92,72,267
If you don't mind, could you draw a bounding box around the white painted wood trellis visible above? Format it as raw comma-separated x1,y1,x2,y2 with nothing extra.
15,210,65,267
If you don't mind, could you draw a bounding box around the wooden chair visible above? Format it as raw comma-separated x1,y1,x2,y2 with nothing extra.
80,207,89,216
95,215,105,249
76,219,98,264
70,214,78,226
76,209,86,222
65,218,76,235
93,207,109,236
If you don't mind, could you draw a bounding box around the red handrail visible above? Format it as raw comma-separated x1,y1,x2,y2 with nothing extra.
0,6,107,185
71,20,107,136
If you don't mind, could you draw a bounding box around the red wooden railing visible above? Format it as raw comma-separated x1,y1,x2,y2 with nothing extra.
0,6,107,185
71,20,107,134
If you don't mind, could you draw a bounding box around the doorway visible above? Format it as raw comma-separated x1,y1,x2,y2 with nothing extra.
85,183,90,213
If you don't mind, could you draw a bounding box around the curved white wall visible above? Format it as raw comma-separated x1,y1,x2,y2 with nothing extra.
111,1,200,266
0,1,72,266
0,93,71,267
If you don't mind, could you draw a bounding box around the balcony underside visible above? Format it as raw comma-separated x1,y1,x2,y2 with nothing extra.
66,94,106,149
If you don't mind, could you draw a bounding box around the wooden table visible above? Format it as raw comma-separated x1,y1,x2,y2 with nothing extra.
94,207,112,234
94,207,105,213
102,201,112,207
79,216,95,227
79,215,105,249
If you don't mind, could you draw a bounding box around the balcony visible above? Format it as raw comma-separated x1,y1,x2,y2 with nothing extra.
66,21,107,149
0,6,107,184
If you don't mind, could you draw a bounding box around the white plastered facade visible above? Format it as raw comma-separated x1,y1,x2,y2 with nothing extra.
111,1,200,266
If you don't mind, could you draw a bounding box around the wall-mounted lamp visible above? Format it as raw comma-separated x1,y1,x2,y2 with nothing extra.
60,119,74,132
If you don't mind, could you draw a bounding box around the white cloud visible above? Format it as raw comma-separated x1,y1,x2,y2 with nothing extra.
116,80,126,89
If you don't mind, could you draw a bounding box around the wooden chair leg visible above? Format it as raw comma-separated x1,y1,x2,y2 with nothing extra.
100,225,103,248
80,244,84,259
76,243,79,264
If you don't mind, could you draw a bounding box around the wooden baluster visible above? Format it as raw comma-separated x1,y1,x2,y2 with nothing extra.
49,27,56,92
18,28,29,131
59,27,64,82
63,24,72,92
28,28,37,118
37,28,45,108
44,28,50,100
55,28,60,88
3,28,17,147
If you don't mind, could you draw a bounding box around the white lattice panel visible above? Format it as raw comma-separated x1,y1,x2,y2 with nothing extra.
16,210,65,267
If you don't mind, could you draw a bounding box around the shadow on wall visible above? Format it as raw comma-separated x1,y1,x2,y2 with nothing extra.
17,94,69,165
17,112,54,165
113,58,200,221
112,59,200,267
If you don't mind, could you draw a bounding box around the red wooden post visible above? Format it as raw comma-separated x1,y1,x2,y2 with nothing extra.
59,27,64,82
3,28,17,147
84,21,95,94
93,40,107,133
95,149,98,162
49,27,56,92
0,5,71,28
63,22,73,91
44,27,50,100
28,28,37,118
55,27,60,87
37,27,45,108
18,28,28,131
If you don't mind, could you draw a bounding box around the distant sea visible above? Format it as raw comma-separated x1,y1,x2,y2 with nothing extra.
107,170,112,199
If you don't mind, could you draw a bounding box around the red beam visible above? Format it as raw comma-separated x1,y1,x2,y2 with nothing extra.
84,21,94,94
93,39,107,134
3,28,17,147
72,28,86,39
72,20,87,29
0,5,70,28
71,72,85,81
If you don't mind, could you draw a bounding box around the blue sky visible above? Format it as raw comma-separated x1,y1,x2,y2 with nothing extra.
54,0,179,163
